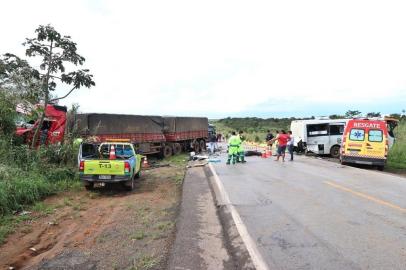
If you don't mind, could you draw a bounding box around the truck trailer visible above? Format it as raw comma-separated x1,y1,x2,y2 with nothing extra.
75,113,208,157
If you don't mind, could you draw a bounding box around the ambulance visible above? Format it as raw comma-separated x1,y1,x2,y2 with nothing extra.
340,119,390,170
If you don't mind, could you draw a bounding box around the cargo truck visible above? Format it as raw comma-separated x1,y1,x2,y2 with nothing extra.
75,113,209,157
15,104,67,146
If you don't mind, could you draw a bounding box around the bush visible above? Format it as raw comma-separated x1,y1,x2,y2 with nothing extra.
0,91,16,136
387,120,406,169
0,136,79,217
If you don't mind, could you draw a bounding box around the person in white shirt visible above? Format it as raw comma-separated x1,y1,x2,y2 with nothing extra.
287,131,294,161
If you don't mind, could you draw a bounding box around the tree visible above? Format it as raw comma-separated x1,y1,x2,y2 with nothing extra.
22,24,95,147
329,114,345,119
345,110,361,118
366,112,381,118
0,91,17,136
0,53,42,103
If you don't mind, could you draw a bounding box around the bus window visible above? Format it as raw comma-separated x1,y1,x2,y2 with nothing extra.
307,124,328,137
368,130,383,142
349,129,365,141
329,125,344,135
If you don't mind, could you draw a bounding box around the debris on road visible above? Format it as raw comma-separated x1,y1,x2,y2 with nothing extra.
18,211,31,216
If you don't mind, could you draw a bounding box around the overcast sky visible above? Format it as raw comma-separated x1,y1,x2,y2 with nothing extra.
1,0,406,118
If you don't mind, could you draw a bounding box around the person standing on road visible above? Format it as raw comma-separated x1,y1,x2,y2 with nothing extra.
266,130,274,148
226,131,239,165
237,130,246,163
287,131,294,161
209,133,217,154
270,130,289,162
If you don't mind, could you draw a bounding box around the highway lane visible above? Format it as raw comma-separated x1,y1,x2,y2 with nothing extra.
211,154,406,270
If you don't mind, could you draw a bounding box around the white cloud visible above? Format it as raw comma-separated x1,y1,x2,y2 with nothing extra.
1,0,406,117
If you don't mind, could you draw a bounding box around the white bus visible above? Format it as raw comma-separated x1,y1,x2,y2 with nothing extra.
290,117,399,158
290,119,348,158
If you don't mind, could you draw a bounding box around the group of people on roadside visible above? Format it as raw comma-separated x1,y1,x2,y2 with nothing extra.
266,130,294,162
225,129,294,165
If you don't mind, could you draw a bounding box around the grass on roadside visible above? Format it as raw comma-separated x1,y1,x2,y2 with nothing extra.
387,120,406,170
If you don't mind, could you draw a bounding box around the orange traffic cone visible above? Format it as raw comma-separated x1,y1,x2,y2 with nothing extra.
109,145,116,160
142,156,150,168
266,149,272,158
261,150,267,158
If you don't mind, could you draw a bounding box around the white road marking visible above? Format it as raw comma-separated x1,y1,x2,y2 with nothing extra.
208,163,270,270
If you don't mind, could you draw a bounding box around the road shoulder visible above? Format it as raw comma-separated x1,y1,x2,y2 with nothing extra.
168,165,254,270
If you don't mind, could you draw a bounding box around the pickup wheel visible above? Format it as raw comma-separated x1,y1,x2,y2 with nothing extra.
123,178,135,191
84,181,94,190
173,143,182,155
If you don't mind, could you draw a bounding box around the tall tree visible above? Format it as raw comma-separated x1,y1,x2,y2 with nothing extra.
23,25,95,147
366,112,381,118
345,110,361,118
0,53,42,103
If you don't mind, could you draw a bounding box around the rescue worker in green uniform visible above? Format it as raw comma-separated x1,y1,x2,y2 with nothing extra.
226,131,239,165
236,130,246,163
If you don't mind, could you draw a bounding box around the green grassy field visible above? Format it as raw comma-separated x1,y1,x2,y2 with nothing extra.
212,118,290,143
387,120,406,169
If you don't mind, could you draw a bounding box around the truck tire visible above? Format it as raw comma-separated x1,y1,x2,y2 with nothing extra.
173,143,182,155
163,145,173,158
199,140,206,151
193,141,200,153
330,145,340,159
84,181,94,190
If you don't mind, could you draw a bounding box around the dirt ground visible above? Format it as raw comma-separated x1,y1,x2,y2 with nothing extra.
0,162,185,270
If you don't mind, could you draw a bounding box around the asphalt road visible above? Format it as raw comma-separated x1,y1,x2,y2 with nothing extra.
211,153,406,270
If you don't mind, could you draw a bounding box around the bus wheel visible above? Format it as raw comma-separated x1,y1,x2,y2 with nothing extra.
173,143,182,155
330,145,340,159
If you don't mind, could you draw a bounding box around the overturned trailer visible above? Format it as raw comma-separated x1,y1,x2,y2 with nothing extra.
75,113,208,157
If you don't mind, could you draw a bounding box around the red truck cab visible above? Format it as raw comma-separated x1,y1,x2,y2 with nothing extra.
16,104,67,145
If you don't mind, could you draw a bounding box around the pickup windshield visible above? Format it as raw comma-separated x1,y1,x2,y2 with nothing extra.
99,144,134,159
81,143,134,160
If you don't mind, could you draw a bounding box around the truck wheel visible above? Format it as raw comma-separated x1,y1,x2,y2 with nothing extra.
84,181,94,190
163,145,173,158
330,145,340,159
173,143,182,155
193,141,200,153
199,140,206,151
